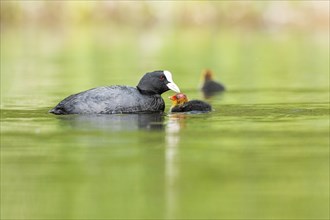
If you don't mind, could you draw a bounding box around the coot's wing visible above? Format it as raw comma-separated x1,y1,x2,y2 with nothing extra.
49,86,164,114
49,86,121,114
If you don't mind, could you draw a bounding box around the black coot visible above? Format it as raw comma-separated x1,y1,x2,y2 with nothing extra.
49,70,180,114
201,69,225,97
169,93,212,113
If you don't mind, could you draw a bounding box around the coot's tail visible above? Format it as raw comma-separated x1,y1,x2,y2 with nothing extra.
48,107,67,115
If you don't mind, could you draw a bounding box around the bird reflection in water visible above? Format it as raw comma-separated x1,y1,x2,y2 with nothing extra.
165,113,187,218
56,112,165,131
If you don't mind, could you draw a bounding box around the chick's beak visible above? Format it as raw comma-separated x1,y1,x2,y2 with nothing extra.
168,95,175,101
166,82,180,93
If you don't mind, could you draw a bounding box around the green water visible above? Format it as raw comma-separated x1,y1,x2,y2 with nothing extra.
1,27,329,219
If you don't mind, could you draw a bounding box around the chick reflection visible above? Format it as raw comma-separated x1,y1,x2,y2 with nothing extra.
165,113,187,218
57,112,165,131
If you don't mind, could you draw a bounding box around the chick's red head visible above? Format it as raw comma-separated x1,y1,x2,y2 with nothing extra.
169,93,189,106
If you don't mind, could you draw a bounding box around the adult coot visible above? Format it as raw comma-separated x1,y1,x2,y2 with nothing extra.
169,93,212,112
49,70,180,114
201,69,225,97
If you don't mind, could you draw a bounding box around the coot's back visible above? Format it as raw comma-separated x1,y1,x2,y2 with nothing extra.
49,86,165,114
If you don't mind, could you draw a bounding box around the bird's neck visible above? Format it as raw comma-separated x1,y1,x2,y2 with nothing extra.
137,86,157,95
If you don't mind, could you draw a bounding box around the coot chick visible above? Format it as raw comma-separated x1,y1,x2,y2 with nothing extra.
201,69,225,97
49,70,180,114
169,93,212,113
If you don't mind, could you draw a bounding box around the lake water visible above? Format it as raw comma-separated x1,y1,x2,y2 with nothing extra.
1,27,329,219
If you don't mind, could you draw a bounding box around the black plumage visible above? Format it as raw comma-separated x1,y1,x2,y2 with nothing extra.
49,70,180,114
170,100,212,112
201,69,225,97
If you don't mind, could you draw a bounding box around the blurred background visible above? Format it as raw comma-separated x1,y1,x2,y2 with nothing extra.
1,1,329,219
1,0,329,106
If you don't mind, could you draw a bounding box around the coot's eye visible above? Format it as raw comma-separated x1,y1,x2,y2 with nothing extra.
159,75,165,81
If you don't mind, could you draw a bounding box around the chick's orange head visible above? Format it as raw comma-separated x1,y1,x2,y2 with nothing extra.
169,93,188,105
203,69,214,81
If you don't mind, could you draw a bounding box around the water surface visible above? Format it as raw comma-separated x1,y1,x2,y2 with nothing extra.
1,27,329,219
